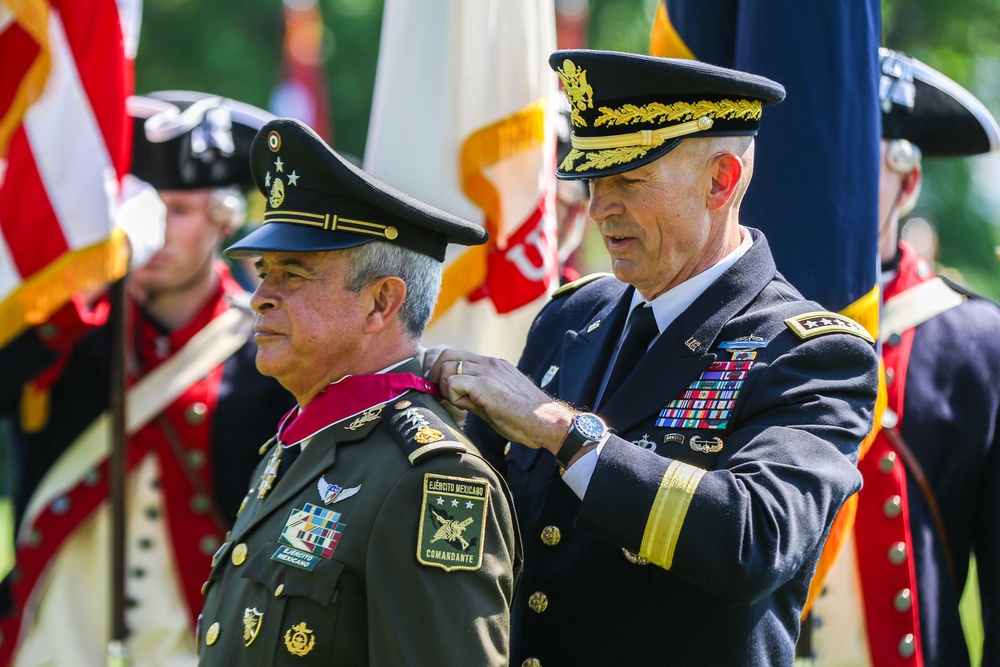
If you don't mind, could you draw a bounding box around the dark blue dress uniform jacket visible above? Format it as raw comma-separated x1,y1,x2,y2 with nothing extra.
467,228,880,666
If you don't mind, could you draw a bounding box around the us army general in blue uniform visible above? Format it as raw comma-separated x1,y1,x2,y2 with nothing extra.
427,50,880,666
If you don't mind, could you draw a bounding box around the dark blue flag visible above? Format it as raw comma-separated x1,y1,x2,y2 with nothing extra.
651,0,881,329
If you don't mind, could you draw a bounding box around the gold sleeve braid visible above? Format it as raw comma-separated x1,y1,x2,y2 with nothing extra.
639,460,706,569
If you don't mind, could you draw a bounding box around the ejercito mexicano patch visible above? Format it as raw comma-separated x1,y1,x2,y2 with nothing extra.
417,474,489,572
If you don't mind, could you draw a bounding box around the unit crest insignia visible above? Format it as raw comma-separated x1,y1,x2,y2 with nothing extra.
243,607,263,647
284,622,316,656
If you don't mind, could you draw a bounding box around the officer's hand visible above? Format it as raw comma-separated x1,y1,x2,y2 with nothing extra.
427,347,576,455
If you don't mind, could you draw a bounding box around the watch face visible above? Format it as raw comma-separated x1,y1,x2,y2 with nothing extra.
575,413,606,440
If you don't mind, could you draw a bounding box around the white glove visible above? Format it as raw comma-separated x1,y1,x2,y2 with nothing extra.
116,174,166,269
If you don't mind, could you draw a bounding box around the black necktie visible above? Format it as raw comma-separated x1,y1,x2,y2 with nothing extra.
600,304,658,407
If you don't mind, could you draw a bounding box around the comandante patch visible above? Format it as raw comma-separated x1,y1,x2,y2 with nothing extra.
417,474,489,572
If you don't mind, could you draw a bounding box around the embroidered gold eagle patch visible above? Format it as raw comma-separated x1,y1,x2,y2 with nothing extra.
784,311,874,343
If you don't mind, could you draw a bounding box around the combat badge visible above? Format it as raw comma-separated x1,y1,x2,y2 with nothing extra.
243,608,263,647
417,474,489,572
317,476,361,505
284,622,315,657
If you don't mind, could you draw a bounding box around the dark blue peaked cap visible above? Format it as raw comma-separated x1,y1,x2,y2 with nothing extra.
880,48,1000,157
224,118,487,262
550,49,785,179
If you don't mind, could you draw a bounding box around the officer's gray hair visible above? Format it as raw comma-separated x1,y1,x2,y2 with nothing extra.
208,186,247,233
342,241,442,339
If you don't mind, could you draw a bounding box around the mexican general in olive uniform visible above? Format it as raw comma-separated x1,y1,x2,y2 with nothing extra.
426,51,880,666
197,118,520,666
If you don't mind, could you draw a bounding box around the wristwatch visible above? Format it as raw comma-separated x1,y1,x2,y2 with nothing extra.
556,412,608,468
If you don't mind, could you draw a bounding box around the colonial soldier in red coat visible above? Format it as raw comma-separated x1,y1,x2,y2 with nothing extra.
0,93,295,666
808,50,1000,667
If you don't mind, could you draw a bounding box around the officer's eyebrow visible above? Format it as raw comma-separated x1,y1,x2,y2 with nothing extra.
254,257,312,270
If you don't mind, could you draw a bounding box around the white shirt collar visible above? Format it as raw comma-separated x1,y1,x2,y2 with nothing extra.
627,226,753,336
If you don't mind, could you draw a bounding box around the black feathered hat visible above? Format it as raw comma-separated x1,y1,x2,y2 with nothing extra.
880,48,1000,157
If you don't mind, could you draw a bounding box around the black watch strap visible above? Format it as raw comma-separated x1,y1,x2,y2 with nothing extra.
555,431,589,468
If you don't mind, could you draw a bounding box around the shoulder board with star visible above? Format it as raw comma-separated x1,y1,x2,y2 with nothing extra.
388,398,467,464
784,311,875,343
551,272,615,299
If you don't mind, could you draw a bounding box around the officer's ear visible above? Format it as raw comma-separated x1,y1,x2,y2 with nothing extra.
363,276,407,334
706,153,743,211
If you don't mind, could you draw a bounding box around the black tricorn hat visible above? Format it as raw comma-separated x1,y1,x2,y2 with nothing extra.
880,48,1000,157
223,118,488,262
128,91,274,190
550,49,785,179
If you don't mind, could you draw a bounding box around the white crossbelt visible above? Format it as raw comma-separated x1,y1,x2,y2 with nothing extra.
879,277,965,344
20,306,254,534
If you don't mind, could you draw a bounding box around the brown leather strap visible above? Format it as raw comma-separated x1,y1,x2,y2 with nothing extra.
881,425,959,592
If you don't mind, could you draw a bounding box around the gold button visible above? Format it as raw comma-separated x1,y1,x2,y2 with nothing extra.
883,495,902,518
504,442,511,456
879,452,897,474
522,659,542,667
888,541,907,565
540,526,561,546
898,633,916,658
893,588,912,612
275,583,285,597
384,226,398,240
528,591,548,614
205,622,220,646
232,543,248,566
201,581,209,595
186,402,208,425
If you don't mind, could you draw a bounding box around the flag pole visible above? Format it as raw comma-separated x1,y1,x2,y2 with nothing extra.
107,277,129,667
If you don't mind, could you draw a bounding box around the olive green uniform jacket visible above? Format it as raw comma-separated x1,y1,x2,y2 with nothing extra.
197,380,521,666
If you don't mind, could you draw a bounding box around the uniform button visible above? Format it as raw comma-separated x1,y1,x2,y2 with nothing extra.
275,583,285,597
188,450,207,469
190,494,211,514
84,469,102,486
205,622,220,646
51,497,71,515
232,543,248,565
885,367,895,386
528,592,548,614
888,542,907,565
881,408,898,429
893,588,913,612
879,452,897,474
24,530,42,548
883,495,902,518
38,323,59,340
887,332,902,347
131,567,146,579
522,659,542,667
200,535,221,556
138,537,154,550
504,442,511,456
898,633,916,658
185,402,208,425
201,581,209,595
916,262,930,278
540,526,561,546
145,506,160,520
